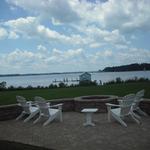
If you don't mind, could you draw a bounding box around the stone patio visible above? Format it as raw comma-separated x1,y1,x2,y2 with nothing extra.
0,112,150,150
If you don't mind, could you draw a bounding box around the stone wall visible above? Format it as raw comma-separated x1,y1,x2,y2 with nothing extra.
140,99,150,115
0,104,22,121
0,98,75,121
0,98,149,121
48,98,75,112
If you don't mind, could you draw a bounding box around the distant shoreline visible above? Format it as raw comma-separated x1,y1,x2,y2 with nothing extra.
1,63,150,77
0,71,88,77
0,70,149,78
102,63,150,72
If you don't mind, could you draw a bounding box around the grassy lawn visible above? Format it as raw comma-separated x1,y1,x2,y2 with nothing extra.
0,82,150,105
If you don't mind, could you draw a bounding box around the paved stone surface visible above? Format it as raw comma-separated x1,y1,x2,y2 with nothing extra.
0,112,150,150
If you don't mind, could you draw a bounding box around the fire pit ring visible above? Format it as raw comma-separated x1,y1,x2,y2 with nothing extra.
74,95,118,113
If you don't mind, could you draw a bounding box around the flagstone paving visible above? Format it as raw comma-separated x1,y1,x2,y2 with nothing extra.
0,112,150,150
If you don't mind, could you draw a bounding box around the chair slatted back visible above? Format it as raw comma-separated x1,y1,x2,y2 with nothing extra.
34,97,50,117
136,89,144,101
119,94,135,116
34,96,45,102
134,89,145,108
16,96,30,114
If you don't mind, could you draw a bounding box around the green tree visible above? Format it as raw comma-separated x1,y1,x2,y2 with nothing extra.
0,81,7,90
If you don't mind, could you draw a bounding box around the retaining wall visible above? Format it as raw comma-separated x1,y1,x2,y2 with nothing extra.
0,98,150,121
0,104,22,121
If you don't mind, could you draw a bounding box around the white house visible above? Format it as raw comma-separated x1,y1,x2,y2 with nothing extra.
79,72,91,82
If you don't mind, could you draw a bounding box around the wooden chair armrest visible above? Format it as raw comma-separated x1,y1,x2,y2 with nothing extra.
51,103,63,107
106,103,120,107
27,101,33,104
47,102,50,105
140,98,147,102
118,98,123,101
105,103,120,122
29,101,37,106
50,103,63,110
118,99,123,102
18,101,33,106
106,103,120,112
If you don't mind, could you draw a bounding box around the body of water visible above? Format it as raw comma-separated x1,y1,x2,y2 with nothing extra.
0,71,150,87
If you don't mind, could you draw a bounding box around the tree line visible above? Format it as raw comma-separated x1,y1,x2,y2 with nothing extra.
103,63,150,72
0,77,149,91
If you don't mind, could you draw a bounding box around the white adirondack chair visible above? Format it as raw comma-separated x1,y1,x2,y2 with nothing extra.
34,96,63,126
16,96,39,122
106,94,141,127
133,89,147,118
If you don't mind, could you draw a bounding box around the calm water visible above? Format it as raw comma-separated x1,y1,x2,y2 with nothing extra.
0,71,150,87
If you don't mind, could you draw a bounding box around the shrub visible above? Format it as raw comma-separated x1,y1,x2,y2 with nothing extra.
0,81,7,91
7,85,15,90
26,85,33,89
59,82,67,88
104,77,150,85
116,77,123,83
48,84,58,89
79,80,97,86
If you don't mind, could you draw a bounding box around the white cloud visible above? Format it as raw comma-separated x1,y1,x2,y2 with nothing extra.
7,0,80,24
4,0,149,49
0,0,149,74
4,16,62,41
80,0,150,32
0,45,149,74
0,27,8,39
8,31,19,39
2,17,91,46
6,0,150,32
0,27,19,39
90,49,113,64
36,24,70,42
0,46,86,73
104,48,150,66
2,16,129,48
4,17,38,38
77,25,129,47
119,48,150,63
37,45,47,52
6,49,35,65
89,43,104,48
103,30,128,44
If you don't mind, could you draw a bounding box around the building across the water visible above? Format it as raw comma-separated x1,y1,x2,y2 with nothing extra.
79,72,91,82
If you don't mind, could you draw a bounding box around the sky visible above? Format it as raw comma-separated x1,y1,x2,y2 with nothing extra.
0,0,150,74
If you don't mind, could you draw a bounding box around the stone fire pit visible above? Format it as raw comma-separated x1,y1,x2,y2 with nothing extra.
74,95,118,112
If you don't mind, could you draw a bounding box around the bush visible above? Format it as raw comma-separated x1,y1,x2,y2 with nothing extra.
17,86,24,90
58,82,67,88
7,85,15,90
48,84,58,89
104,77,150,85
0,81,7,91
116,77,123,83
26,85,33,89
79,80,97,86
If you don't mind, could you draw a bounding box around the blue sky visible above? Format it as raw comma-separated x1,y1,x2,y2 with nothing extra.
0,0,150,74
